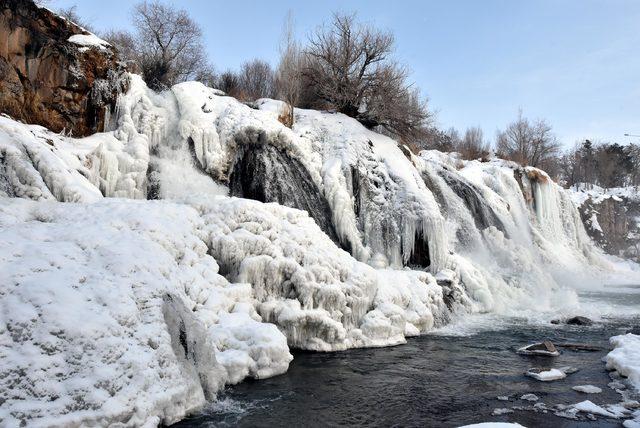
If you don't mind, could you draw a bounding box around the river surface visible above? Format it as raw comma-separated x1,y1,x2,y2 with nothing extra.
174,287,640,427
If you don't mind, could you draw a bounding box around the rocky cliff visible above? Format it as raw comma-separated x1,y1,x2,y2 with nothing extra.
0,0,126,136
571,185,640,262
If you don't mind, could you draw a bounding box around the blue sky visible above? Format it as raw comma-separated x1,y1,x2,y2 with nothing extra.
52,0,640,147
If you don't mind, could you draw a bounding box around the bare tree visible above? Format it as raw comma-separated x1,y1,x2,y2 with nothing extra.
496,110,561,170
129,1,208,90
275,11,303,127
57,5,94,32
458,126,490,160
628,143,640,187
302,13,431,142
101,29,136,61
194,65,218,89
239,59,275,100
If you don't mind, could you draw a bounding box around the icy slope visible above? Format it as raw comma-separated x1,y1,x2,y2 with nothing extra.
0,195,461,426
0,116,102,202
0,198,291,426
2,73,635,311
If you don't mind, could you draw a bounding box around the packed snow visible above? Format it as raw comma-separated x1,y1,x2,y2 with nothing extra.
68,33,111,50
0,198,291,426
607,334,640,390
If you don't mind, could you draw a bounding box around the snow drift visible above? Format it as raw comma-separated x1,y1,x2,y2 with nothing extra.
1,73,638,426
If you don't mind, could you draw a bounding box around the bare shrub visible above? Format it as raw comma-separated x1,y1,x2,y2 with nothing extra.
458,126,490,160
57,5,94,32
277,103,293,128
130,1,208,90
217,70,243,98
275,11,303,126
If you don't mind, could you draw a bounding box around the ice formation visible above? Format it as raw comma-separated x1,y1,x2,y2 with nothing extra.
2,72,639,425
0,198,290,426
572,385,603,394
607,334,640,390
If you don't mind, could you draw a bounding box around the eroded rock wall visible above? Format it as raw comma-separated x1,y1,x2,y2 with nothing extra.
0,0,127,136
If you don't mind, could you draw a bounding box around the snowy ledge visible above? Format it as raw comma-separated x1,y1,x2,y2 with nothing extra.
68,33,111,50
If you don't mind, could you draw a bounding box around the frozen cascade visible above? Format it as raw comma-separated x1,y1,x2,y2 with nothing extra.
415,151,623,313
284,105,449,272
2,72,639,426
229,143,340,243
519,167,605,269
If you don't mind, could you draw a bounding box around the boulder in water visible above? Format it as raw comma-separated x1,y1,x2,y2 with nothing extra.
566,316,593,326
517,340,560,356
551,316,593,326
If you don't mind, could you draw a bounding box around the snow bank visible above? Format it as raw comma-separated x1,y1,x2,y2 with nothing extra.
0,116,102,202
607,334,640,389
0,198,291,427
569,183,640,208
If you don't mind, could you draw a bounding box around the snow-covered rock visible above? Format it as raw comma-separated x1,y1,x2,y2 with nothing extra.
573,400,619,418
572,385,603,394
526,368,567,381
607,334,640,390
520,393,540,401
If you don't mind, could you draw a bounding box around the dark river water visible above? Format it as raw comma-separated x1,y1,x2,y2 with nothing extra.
173,288,640,427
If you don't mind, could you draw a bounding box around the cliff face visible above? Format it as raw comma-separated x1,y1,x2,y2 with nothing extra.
0,0,127,136
571,185,640,262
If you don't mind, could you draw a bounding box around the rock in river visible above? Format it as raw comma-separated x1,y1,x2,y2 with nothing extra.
517,340,560,357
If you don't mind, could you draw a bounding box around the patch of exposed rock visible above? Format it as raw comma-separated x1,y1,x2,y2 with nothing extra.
0,0,127,136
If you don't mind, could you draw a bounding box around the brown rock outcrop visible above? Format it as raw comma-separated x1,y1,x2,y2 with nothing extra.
0,0,127,136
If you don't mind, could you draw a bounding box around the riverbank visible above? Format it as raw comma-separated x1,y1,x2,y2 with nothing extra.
173,289,640,427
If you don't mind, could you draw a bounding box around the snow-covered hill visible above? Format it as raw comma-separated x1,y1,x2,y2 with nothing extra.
2,74,639,426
